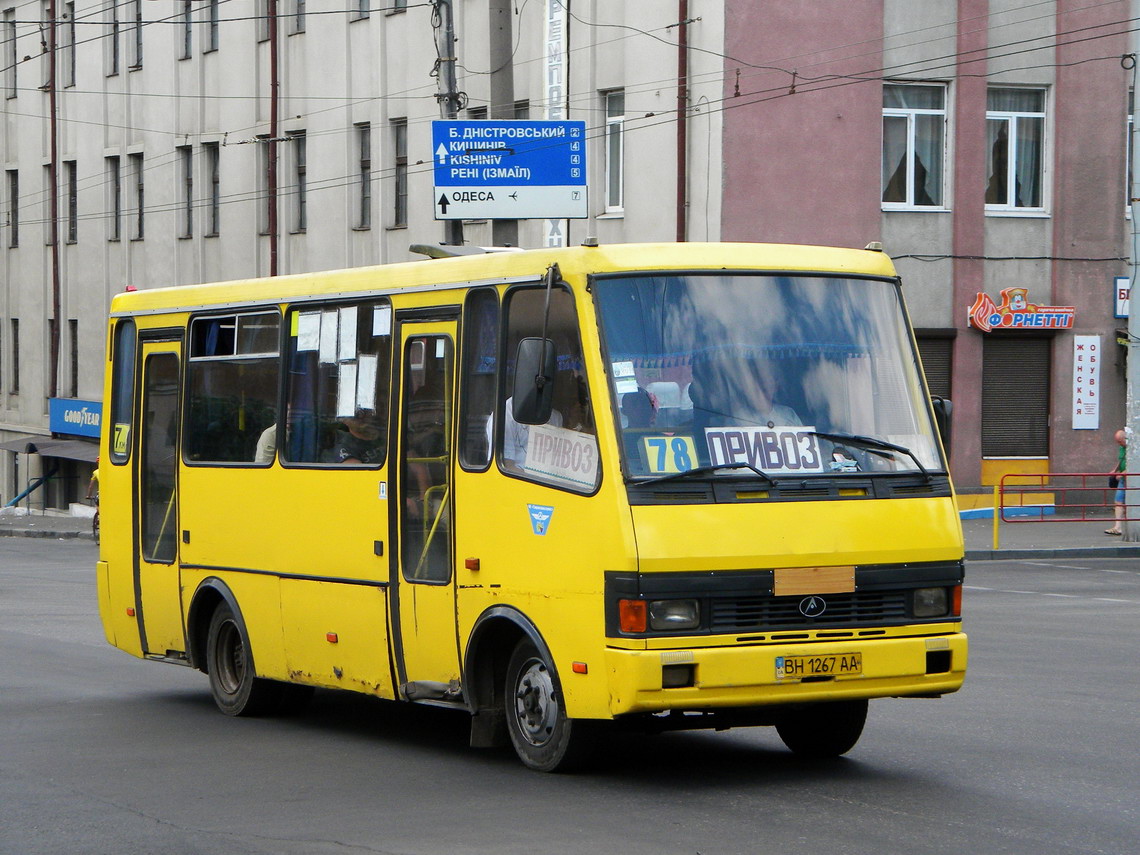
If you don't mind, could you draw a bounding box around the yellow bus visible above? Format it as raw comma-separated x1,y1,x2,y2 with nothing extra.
96,241,966,771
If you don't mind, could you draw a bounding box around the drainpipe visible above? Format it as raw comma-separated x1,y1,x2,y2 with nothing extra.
47,0,60,396
675,0,688,243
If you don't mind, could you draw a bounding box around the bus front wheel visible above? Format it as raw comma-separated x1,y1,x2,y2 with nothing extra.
775,699,868,758
504,640,588,772
206,603,280,717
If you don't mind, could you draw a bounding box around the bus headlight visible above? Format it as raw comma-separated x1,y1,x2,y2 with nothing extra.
649,599,700,631
912,587,949,618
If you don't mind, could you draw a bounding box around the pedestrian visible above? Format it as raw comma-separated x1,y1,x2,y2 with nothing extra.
1105,429,1127,535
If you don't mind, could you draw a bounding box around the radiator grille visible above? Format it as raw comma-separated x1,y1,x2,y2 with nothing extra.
709,591,909,633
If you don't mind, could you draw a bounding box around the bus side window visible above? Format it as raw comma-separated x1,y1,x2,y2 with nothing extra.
184,312,280,465
497,285,598,492
108,318,137,464
283,301,391,467
459,288,499,470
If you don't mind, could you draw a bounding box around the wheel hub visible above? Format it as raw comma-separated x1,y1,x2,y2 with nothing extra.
514,659,557,746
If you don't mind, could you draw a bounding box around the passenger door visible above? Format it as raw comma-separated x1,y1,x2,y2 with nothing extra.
134,337,186,657
392,319,461,694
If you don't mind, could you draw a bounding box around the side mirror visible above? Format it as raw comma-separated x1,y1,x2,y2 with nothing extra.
931,396,952,456
512,337,556,425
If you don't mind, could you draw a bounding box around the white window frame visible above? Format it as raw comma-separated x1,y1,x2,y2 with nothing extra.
603,89,624,214
985,86,1049,216
4,8,16,98
881,82,948,211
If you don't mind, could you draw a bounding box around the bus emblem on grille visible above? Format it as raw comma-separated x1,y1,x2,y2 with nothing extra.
799,596,826,617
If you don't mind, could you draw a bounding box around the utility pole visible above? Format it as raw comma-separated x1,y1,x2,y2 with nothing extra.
435,0,464,247
1127,37,1140,540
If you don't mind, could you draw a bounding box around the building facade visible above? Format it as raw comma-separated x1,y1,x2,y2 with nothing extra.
0,0,1133,507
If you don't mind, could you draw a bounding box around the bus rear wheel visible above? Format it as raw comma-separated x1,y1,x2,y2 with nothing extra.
775,699,868,758
206,603,283,717
504,640,589,772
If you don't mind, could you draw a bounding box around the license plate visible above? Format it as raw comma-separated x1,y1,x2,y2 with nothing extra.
776,652,862,681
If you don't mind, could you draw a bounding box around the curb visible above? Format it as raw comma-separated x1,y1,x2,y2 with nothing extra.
0,528,93,540
965,546,1140,561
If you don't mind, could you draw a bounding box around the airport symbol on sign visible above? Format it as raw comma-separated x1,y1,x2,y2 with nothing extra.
432,120,588,220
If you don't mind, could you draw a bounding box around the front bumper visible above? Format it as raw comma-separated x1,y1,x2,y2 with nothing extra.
604,630,967,716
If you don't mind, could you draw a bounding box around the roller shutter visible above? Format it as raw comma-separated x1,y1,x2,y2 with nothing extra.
981,336,1050,456
916,337,952,399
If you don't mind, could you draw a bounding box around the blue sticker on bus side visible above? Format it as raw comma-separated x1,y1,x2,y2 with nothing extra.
527,504,555,535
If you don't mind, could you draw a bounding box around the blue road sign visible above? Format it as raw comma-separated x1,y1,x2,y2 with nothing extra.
432,120,587,220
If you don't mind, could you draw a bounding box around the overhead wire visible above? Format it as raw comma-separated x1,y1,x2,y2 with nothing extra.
2,3,1137,233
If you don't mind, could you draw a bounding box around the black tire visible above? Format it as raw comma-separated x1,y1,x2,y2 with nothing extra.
775,699,868,758
205,603,281,717
504,639,590,772
92,510,99,545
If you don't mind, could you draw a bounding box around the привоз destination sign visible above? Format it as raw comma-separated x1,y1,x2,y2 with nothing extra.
432,120,587,220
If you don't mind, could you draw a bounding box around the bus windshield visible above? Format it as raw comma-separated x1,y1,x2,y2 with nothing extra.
594,273,944,480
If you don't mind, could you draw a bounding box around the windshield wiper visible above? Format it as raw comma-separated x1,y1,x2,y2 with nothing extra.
637,462,778,488
805,430,931,481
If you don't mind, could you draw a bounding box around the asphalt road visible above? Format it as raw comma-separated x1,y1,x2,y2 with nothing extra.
1,539,1137,855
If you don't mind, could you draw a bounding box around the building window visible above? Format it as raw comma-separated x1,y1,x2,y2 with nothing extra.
388,0,406,13
177,145,193,237
64,159,77,243
287,131,306,232
62,1,75,86
129,0,143,69
106,156,121,241
882,83,946,209
392,118,407,228
289,0,305,34
352,0,369,21
982,336,1050,456
40,0,51,87
603,89,624,212
514,100,530,120
4,8,17,97
257,0,270,42
1127,88,1133,219
106,0,120,76
9,318,18,393
180,0,192,59
204,0,218,53
355,122,371,229
68,318,78,398
129,152,144,239
6,168,17,247
204,142,220,236
41,165,51,246
985,87,1046,211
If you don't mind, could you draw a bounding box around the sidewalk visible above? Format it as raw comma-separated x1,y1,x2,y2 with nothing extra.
0,508,95,540
3,505,1140,560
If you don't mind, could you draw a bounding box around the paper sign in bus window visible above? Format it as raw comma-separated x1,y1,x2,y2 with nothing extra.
296,312,320,352
524,424,599,488
373,305,392,337
337,363,358,418
338,306,358,361
705,425,825,474
319,311,338,363
356,354,378,410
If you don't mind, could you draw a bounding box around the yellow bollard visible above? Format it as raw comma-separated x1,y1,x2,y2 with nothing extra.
992,485,1000,551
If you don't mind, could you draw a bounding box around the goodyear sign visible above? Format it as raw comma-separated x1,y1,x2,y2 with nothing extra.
49,398,102,438
968,287,1074,332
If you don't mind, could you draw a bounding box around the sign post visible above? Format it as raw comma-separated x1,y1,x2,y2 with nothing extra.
432,120,587,221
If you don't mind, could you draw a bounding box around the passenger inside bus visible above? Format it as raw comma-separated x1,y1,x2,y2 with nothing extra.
332,412,383,464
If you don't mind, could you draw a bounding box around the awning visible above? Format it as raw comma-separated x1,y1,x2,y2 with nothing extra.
0,436,98,462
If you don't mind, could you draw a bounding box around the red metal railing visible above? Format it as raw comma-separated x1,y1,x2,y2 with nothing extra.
997,471,1133,523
